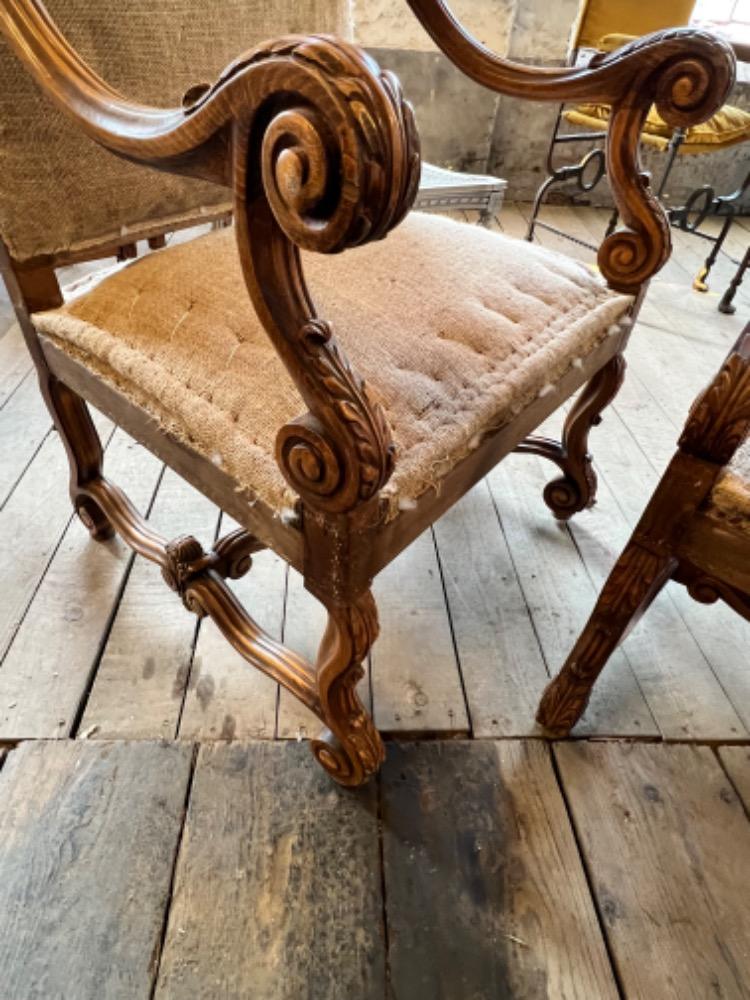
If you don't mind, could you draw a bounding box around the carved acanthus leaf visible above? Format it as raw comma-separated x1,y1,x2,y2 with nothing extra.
680,349,750,464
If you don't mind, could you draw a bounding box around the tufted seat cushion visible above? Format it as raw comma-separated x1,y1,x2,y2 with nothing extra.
34,212,632,516
707,438,750,531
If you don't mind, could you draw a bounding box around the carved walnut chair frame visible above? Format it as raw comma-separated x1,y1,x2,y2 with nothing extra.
538,322,750,735
0,0,735,785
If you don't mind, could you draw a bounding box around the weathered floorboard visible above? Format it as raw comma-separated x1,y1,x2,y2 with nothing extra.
380,740,619,1000
179,542,285,741
487,454,658,737
433,480,549,737
0,322,32,410
372,528,469,735
0,739,193,1000
557,741,750,1000
0,408,112,664
80,468,219,739
0,432,162,739
155,741,385,1000
0,371,53,508
719,746,750,815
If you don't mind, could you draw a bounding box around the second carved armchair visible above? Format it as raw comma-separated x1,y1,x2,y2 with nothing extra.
0,0,736,785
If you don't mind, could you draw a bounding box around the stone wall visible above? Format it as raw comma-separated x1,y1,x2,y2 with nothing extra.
352,0,749,211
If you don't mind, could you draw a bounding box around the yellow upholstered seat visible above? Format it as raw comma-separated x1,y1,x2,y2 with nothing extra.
564,102,750,155
708,438,750,530
33,213,631,516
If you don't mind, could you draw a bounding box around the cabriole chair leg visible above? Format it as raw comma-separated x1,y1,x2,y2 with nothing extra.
516,353,627,520
43,376,114,541
537,539,675,735
310,590,385,788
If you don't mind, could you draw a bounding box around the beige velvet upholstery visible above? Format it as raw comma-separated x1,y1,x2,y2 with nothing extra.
708,438,750,530
34,213,633,516
0,0,351,263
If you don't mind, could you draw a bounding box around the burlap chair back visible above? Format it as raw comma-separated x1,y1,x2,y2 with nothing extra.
0,0,351,263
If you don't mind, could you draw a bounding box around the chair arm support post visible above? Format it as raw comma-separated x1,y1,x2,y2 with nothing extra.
405,0,735,293
0,3,422,515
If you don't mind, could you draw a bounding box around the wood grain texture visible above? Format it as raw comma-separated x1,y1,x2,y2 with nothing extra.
155,741,385,1000
372,528,469,735
719,746,750,815
0,371,52,507
557,741,750,999
81,468,219,739
0,739,193,1000
179,541,285,741
432,481,549,737
0,322,32,410
488,454,658,737
380,740,618,1000
0,407,112,663
0,432,162,739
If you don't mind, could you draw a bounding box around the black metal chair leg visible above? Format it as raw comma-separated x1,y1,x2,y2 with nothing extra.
694,212,735,292
656,128,685,199
719,247,750,315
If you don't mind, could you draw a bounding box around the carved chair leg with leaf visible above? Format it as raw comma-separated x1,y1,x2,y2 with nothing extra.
537,539,674,734
516,352,627,519
539,324,750,738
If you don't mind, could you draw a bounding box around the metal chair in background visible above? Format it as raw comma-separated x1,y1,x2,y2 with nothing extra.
526,0,750,293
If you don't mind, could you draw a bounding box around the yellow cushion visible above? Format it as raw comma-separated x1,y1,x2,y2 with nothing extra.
33,214,632,517
572,0,694,51
563,103,750,155
596,33,637,53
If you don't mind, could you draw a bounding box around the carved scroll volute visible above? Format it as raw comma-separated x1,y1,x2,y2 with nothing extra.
597,30,736,293
230,38,420,514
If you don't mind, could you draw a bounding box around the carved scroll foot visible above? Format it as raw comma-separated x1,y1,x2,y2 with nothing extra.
75,497,115,542
517,354,626,520
310,591,385,788
536,539,674,735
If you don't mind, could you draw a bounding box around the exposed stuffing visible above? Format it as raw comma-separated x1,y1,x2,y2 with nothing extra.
708,437,750,529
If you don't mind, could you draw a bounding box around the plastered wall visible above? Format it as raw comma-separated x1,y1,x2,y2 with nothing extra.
351,0,749,208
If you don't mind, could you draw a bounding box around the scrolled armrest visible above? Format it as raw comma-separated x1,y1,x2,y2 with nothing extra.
1,2,421,514
406,0,736,293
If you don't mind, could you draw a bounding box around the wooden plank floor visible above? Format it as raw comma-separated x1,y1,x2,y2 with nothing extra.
1,205,749,998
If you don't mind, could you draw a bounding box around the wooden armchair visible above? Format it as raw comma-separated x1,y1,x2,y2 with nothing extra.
538,323,750,735
0,0,735,785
